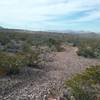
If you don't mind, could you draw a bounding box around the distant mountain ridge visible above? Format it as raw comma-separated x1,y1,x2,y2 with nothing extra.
47,29,100,34
0,27,100,38
0,26,4,29
0,27,35,34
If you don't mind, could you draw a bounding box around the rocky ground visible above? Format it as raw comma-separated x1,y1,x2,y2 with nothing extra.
0,46,100,100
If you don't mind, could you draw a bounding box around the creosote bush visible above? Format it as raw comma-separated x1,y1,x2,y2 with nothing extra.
0,46,50,75
47,38,65,52
25,50,41,68
0,52,25,75
25,47,50,68
65,65,100,100
77,40,100,59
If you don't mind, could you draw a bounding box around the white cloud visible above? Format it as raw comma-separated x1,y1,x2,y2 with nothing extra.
74,10,100,22
0,0,100,30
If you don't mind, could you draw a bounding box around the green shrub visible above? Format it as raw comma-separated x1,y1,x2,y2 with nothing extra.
65,66,100,100
77,40,100,59
47,38,64,52
77,47,95,58
24,47,45,68
0,47,48,75
0,52,25,75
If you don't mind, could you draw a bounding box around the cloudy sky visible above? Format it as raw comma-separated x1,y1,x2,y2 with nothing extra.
0,0,100,32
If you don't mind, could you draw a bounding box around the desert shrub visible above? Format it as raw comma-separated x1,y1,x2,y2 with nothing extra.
22,42,32,53
25,51,41,68
0,52,26,75
77,47,95,58
0,46,50,75
65,65,100,100
47,38,64,52
77,39,100,58
25,47,48,68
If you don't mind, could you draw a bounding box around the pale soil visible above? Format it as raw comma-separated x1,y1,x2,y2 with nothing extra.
0,46,100,100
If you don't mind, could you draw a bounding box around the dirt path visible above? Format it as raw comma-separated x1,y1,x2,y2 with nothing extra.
0,46,100,100
52,46,100,76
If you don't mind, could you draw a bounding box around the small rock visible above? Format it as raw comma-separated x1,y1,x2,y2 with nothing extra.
34,95,39,100
58,97,66,100
70,96,76,100
43,95,48,100
48,98,57,100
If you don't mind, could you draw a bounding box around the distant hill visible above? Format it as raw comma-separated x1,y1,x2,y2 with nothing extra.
0,27,100,38
48,30,100,39
0,26,4,29
0,27,33,33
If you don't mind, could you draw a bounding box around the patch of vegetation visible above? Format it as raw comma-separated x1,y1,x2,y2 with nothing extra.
0,31,66,53
0,47,48,75
0,31,65,75
77,39,100,58
47,38,65,52
65,65,100,100
0,52,25,75
25,48,45,68
0,30,100,76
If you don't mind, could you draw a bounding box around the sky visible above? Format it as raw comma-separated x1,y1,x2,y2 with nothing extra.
0,0,100,32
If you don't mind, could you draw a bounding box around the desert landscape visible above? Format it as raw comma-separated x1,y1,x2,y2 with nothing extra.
0,28,100,100
0,0,100,100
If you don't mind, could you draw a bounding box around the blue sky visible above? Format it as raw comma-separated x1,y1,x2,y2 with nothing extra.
0,0,100,32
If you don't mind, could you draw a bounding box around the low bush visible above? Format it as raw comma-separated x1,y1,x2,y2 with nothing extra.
25,51,41,68
0,52,25,75
47,38,64,52
65,65,100,100
25,47,48,68
77,40,100,58
0,47,49,75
